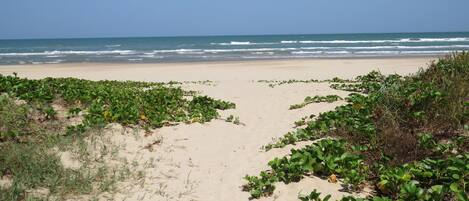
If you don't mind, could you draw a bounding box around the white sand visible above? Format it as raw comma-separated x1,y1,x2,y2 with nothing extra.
0,57,434,201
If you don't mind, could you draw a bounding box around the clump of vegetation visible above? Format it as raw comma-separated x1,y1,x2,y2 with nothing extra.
293,115,316,128
328,71,390,93
375,154,469,200
0,75,235,135
0,95,93,200
0,142,95,200
267,53,468,158
246,52,469,200
258,79,322,88
289,95,343,110
233,116,241,125
299,190,393,201
225,115,242,125
1,95,36,141
226,115,235,122
244,139,368,199
183,80,217,86
298,189,332,201
294,119,307,127
301,153,469,201
258,77,354,88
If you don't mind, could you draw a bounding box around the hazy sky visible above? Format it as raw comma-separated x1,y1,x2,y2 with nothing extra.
1,0,469,39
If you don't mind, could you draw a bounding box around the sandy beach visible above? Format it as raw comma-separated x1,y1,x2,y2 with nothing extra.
0,57,435,200
0,57,434,82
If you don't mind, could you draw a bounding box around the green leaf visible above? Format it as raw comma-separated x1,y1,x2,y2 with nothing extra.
401,173,412,182
448,166,459,171
430,185,443,194
450,182,460,193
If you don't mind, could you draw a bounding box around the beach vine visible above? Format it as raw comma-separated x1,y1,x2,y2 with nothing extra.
244,52,469,200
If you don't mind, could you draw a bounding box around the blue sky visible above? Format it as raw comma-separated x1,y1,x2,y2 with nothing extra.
1,0,469,39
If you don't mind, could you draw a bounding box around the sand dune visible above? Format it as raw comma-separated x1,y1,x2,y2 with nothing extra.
0,57,433,200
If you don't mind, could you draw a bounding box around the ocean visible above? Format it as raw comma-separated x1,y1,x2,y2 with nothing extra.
1,32,469,65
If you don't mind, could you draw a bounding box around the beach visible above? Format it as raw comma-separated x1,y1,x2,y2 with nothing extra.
0,57,433,81
0,57,434,200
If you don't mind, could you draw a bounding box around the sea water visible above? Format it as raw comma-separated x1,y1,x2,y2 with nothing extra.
1,32,469,64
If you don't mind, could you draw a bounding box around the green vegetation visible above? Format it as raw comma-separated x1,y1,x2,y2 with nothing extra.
328,71,389,93
0,94,94,200
289,95,343,110
244,139,367,199
226,115,234,122
293,115,316,128
258,77,354,88
258,79,322,88
299,190,392,201
0,142,95,200
0,75,235,136
300,153,469,201
1,95,37,140
225,115,241,125
0,75,234,200
298,190,332,201
245,53,469,200
233,116,241,125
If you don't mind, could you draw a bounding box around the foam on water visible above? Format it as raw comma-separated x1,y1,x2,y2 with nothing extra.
128,58,143,61
105,44,122,47
295,38,469,44
325,51,350,54
400,50,454,54
355,51,401,54
0,50,136,56
291,51,323,54
1,33,469,64
281,41,298,44
150,49,202,53
211,41,279,46
202,48,296,53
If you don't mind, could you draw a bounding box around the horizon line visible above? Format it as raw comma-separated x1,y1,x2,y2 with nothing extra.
1,30,469,41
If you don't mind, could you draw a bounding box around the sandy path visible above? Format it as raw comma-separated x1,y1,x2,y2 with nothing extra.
0,58,433,201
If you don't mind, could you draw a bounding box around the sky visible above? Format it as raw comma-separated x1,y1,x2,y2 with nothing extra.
1,0,469,39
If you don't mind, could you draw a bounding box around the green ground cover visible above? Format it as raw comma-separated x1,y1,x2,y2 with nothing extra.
245,53,469,201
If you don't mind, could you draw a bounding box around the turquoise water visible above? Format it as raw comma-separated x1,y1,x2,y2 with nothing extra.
1,32,469,64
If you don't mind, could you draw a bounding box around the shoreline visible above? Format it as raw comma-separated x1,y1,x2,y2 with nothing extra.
0,57,436,83
0,55,440,67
